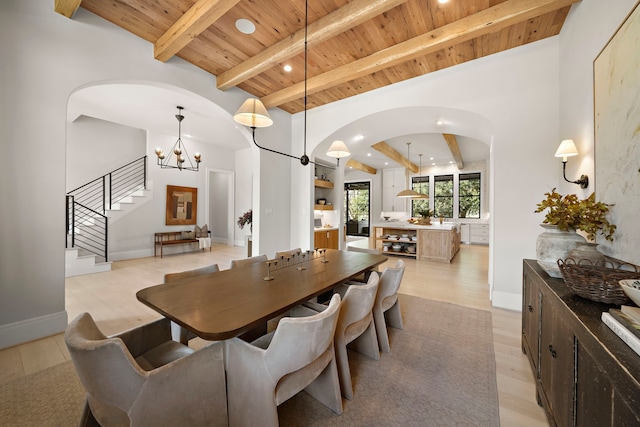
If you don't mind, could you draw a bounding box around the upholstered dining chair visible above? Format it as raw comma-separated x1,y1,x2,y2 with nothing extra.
229,254,268,269
274,248,302,267
372,259,405,352
163,263,220,283
303,272,380,399
65,312,228,427
224,294,343,427
163,263,220,345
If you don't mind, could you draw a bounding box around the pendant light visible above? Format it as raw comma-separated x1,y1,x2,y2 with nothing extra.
155,106,201,171
396,142,423,198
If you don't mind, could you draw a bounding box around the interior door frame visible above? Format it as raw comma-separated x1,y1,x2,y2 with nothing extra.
205,167,235,246
344,180,372,237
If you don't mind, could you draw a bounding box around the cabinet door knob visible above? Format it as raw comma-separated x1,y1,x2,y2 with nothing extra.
548,344,557,358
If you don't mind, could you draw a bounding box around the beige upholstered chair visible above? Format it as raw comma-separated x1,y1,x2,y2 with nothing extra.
229,254,268,269
304,272,380,399
163,263,220,283
224,294,343,427
372,259,405,352
163,263,220,344
65,313,228,427
274,248,302,267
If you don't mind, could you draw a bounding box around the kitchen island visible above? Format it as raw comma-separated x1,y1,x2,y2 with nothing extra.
373,222,460,263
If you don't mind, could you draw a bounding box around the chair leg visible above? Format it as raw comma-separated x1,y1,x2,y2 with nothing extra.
348,320,380,361
385,301,404,330
304,353,343,414
373,307,390,353
334,337,354,400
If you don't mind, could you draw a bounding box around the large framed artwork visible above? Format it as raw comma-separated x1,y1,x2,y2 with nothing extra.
166,185,197,225
594,2,640,265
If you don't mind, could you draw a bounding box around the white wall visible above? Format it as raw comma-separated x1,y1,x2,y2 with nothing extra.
66,116,146,191
0,0,290,348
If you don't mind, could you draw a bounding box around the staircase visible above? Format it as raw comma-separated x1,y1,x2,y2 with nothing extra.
66,156,151,277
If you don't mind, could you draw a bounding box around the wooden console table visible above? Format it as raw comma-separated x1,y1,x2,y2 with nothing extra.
522,259,640,426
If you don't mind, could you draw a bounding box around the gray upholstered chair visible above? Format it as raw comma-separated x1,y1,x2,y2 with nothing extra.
372,259,405,352
163,263,220,283
304,272,380,399
65,312,228,427
163,263,220,344
224,294,343,427
229,254,268,269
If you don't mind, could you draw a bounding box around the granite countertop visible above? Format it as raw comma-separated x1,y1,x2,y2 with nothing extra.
314,226,339,231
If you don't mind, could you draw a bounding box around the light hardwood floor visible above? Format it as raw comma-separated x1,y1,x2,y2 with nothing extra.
0,242,548,426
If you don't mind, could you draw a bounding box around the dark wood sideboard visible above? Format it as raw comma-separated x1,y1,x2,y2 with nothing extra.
522,259,640,426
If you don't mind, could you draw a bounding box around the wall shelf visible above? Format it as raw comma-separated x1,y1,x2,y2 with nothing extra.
314,179,334,189
314,204,334,211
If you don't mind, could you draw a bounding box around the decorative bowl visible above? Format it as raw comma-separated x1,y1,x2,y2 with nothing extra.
391,244,402,252
620,280,640,306
406,245,416,253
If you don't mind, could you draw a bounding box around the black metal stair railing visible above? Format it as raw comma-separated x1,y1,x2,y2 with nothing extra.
66,156,147,262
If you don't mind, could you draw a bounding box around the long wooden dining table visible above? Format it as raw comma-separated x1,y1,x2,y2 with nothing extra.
136,249,387,341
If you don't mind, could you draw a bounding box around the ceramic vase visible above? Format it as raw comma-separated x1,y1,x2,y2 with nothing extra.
536,224,586,278
567,242,606,266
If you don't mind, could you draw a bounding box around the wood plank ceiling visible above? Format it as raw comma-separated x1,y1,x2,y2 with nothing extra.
59,0,579,116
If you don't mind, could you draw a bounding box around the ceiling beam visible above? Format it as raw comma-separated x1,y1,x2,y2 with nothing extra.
54,0,82,18
261,0,579,107
216,0,407,90
371,142,418,173
346,159,377,175
442,134,464,169
154,0,241,62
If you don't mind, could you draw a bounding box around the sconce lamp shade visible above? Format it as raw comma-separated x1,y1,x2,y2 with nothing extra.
326,140,351,158
234,98,273,128
555,139,579,161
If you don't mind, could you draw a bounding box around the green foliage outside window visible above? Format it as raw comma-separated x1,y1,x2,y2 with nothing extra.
411,177,429,217
459,173,481,219
434,175,453,218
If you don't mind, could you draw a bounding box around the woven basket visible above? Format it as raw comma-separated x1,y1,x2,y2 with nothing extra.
557,257,640,305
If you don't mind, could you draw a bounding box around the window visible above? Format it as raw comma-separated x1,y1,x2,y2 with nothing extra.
433,175,454,218
458,173,481,219
410,176,429,217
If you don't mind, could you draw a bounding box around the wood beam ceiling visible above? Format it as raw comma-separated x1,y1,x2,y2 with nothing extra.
371,141,418,173
217,0,407,90
154,0,241,62
54,0,82,18
345,159,377,175
442,134,464,169
261,0,580,108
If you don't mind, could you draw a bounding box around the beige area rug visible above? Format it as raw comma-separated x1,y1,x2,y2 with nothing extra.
0,295,498,426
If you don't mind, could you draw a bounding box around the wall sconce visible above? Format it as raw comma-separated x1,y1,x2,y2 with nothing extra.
554,139,588,189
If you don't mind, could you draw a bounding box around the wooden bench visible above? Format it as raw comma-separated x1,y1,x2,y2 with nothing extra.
154,231,211,258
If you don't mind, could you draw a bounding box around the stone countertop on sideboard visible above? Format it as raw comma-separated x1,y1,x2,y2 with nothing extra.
314,227,339,231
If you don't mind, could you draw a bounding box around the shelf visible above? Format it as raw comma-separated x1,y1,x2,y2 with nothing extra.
379,239,416,244
314,179,334,189
314,204,334,211
384,251,416,258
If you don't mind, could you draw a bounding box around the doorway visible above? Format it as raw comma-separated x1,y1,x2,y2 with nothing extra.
207,169,235,246
344,181,371,237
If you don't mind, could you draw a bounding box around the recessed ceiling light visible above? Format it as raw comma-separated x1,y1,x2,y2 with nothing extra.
354,134,364,141
438,0,449,4
449,161,454,164
436,120,444,126
283,64,292,72
430,157,434,160
432,163,436,166
235,18,256,35
367,153,371,157
385,162,389,165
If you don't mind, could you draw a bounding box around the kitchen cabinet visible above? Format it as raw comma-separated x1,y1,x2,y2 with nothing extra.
314,229,338,250
469,223,489,245
522,260,640,426
382,168,406,212
374,224,459,262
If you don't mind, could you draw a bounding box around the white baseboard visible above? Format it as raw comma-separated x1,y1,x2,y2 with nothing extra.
491,291,522,312
109,249,152,261
0,311,68,350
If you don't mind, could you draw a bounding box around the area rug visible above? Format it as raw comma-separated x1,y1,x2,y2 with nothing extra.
0,295,498,426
